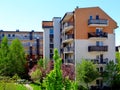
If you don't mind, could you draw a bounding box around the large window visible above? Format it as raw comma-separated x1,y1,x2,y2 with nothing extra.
96,41,103,46
50,29,54,34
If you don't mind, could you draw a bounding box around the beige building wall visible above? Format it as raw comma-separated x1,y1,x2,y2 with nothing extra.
75,34,115,63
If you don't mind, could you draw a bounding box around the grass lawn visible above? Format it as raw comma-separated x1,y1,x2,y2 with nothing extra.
0,83,27,90
30,83,41,90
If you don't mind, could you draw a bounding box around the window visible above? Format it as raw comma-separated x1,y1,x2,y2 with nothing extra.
2,34,4,37
96,55,99,59
96,80,103,87
89,16,93,20
100,67,103,72
50,44,54,48
96,41,99,46
96,41,103,46
8,34,11,37
49,34,54,38
50,49,53,54
50,29,54,34
50,54,53,59
96,80,99,85
12,34,15,37
96,28,102,35
24,35,27,37
50,38,54,43
96,15,99,20
100,54,103,63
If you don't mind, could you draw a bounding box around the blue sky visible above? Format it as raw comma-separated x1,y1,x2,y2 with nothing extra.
0,0,120,46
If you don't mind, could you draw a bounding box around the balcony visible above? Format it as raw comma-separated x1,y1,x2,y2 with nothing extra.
62,12,73,22
62,22,73,33
62,34,74,43
64,47,74,54
88,46,108,52
65,58,74,64
88,19,108,26
91,58,108,64
88,32,108,39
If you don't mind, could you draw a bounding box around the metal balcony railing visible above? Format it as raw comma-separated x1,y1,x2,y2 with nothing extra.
63,34,74,41
91,58,108,64
88,19,108,25
88,46,108,52
65,58,74,63
64,46,74,52
88,32,108,38
63,22,73,28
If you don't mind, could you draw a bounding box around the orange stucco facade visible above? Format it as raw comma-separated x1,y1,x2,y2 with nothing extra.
74,7,117,39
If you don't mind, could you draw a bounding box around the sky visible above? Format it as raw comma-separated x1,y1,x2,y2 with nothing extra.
0,0,120,46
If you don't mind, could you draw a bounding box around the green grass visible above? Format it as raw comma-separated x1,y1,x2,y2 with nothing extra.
0,83,27,90
30,83,41,90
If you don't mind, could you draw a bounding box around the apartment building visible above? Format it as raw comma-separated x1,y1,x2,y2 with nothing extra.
42,7,118,86
61,6,118,87
61,7,117,64
43,7,117,63
0,30,43,67
42,17,61,60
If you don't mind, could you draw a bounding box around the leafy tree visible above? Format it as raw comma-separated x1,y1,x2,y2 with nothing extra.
8,38,26,78
0,36,10,76
103,60,120,89
77,59,99,89
43,48,77,90
63,77,78,90
43,48,63,90
37,58,44,68
30,67,42,83
12,74,20,81
116,52,120,63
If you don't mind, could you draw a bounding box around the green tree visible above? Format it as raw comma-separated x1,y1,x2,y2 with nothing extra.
77,59,99,89
8,38,26,78
37,58,44,68
30,68,42,83
0,36,10,76
43,48,77,90
103,60,120,89
63,77,78,90
43,48,63,90
116,52,120,63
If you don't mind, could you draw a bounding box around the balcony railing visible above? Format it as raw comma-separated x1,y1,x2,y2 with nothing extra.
62,22,73,33
63,22,73,28
64,46,74,53
88,46,108,52
62,34,74,43
91,58,108,64
65,58,74,64
88,32,108,38
64,34,74,40
88,19,108,26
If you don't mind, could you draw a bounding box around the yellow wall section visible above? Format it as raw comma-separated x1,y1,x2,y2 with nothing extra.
74,7,117,39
